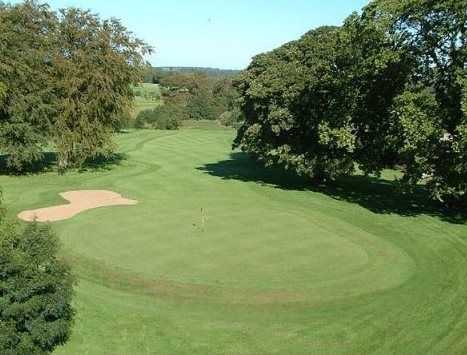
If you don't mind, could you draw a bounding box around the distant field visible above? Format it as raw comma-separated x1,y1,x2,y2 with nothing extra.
132,83,162,117
2,127,467,354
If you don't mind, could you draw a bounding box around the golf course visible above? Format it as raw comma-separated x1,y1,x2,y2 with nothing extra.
3,125,467,354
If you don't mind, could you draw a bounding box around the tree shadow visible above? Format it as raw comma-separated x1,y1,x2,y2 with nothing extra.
79,152,127,172
0,152,57,175
197,152,467,225
0,152,127,175
116,129,133,134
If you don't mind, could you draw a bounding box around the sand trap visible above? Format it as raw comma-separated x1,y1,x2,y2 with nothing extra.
18,190,138,222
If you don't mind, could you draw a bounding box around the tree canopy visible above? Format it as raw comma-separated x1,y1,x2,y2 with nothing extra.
234,0,466,207
371,0,467,205
0,1,151,172
153,70,240,122
0,1,57,171
0,217,74,354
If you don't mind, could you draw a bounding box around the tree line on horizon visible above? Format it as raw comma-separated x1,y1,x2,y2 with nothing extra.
135,70,243,129
234,0,466,208
143,66,240,83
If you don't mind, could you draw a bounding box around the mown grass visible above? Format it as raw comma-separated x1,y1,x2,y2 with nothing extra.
1,128,467,354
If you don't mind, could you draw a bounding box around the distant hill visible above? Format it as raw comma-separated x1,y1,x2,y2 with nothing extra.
143,66,241,83
154,67,241,77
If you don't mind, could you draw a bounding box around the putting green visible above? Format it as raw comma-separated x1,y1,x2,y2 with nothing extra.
2,128,467,354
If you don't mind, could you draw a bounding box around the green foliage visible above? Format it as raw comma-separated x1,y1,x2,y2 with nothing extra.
0,218,75,354
156,70,240,122
186,90,217,120
368,0,467,204
114,111,132,131
131,83,162,119
0,2,150,172
211,78,239,117
0,1,56,171
340,11,414,174
159,72,209,94
0,82,6,106
219,108,244,128
53,8,151,171
234,26,372,181
132,84,161,102
135,106,181,130
154,67,240,79
391,88,441,184
234,0,466,207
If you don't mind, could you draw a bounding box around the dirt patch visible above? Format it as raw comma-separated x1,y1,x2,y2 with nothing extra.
18,190,138,222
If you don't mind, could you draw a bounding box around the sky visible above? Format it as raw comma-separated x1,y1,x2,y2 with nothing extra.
10,0,369,69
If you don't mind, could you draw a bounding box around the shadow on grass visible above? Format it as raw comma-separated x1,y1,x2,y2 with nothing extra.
78,152,127,172
197,152,467,225
0,152,127,175
0,152,57,175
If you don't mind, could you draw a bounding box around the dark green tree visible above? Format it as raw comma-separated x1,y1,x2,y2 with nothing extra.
341,10,414,174
212,78,239,118
234,0,466,207
367,0,467,204
186,89,216,120
234,25,408,181
0,1,151,172
135,105,181,130
53,8,151,171
0,217,75,354
0,1,57,171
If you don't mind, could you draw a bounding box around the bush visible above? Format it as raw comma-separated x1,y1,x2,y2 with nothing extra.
135,106,181,130
186,90,216,120
114,111,132,131
154,115,179,130
0,219,75,354
219,108,244,128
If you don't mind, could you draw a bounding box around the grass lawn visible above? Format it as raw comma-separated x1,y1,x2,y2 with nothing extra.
2,127,467,354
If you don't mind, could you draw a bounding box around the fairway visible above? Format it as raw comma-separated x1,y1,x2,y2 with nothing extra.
2,127,467,354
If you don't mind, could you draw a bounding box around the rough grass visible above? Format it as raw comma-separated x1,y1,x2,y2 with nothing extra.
2,128,467,354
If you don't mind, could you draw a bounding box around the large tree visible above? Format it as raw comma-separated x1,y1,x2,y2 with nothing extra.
366,0,467,204
234,27,353,181
234,0,466,207
234,23,410,181
0,1,57,171
0,218,75,354
0,1,150,172
53,8,151,170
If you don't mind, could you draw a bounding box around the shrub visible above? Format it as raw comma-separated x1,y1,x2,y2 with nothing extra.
135,106,181,130
219,108,244,128
0,219,75,354
186,90,216,120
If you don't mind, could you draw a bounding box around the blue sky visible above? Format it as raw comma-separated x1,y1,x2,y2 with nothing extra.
10,0,369,69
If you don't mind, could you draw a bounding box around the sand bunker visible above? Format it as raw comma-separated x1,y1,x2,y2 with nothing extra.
18,190,138,222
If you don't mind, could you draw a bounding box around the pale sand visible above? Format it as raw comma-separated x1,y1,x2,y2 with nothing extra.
18,190,138,222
